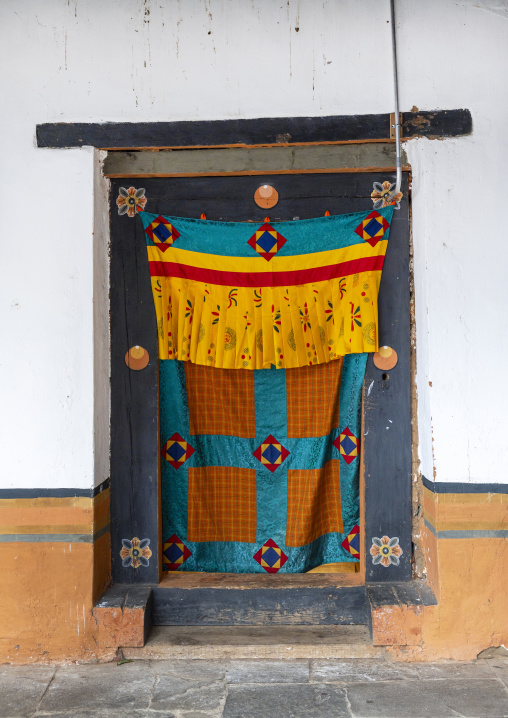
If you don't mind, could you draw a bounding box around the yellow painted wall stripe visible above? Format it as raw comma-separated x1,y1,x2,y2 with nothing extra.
0,524,94,535
0,496,93,509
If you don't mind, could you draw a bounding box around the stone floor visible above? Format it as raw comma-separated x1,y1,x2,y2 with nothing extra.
1,658,508,718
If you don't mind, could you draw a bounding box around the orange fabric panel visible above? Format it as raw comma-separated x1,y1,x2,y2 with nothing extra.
286,460,344,546
184,362,255,437
187,467,257,543
286,358,343,438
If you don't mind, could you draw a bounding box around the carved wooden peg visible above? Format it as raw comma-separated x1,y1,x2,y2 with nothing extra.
125,346,150,370
254,184,279,209
373,346,398,370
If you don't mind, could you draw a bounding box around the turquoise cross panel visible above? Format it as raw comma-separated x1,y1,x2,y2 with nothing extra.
159,355,365,573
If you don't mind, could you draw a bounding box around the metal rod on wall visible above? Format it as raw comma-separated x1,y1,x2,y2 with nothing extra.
389,0,402,200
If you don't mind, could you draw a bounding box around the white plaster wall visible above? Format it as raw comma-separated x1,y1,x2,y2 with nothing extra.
0,0,506,488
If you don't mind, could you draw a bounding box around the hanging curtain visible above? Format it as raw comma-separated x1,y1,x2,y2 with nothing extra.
140,207,393,573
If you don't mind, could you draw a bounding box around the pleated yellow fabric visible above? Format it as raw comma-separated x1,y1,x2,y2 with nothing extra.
142,206,394,370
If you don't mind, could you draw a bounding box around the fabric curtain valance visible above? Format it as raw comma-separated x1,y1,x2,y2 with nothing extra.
140,206,394,370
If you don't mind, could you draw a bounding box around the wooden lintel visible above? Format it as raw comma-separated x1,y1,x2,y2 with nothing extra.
36,109,472,150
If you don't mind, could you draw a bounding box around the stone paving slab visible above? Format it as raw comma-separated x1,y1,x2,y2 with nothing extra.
414,660,497,680
147,658,226,714
223,683,351,717
225,659,310,684
36,712,148,718
0,666,55,718
492,662,508,688
311,658,418,683
346,677,508,718
150,673,226,714
150,659,226,682
38,663,155,713
0,658,507,717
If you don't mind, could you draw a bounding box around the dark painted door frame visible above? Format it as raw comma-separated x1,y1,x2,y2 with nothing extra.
109,166,411,588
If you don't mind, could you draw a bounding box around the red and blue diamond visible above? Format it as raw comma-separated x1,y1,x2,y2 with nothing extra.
341,524,360,558
354,210,390,247
144,215,180,252
247,222,287,261
161,432,195,470
163,534,192,570
253,435,290,472
253,538,288,573
333,426,359,465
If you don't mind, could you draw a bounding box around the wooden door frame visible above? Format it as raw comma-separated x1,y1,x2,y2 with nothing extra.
108,162,412,589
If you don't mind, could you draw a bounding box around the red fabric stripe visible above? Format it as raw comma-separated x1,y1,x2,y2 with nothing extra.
148,255,384,287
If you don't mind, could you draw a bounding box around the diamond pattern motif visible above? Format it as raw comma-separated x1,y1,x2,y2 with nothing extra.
341,524,360,558
161,432,195,470
253,434,290,472
333,426,359,465
253,538,288,573
163,533,192,570
247,222,287,261
144,215,180,252
354,210,390,247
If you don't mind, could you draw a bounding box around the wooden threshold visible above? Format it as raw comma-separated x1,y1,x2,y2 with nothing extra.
158,571,363,589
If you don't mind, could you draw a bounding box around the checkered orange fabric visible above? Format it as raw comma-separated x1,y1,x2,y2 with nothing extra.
184,362,256,437
187,467,257,543
286,358,343,438
286,460,343,547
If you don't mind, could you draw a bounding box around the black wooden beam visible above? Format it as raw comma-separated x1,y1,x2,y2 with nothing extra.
151,585,369,625
36,110,472,149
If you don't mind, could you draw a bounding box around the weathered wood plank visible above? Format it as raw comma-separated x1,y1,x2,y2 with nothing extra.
151,586,369,625
37,110,471,149
110,186,160,585
403,108,472,138
159,572,363,589
364,173,412,582
103,144,408,177
367,582,437,607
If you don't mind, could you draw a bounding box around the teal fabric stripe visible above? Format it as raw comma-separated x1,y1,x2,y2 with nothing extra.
284,532,355,572
140,206,394,257
167,532,356,573
255,468,288,547
160,359,190,431
160,360,190,539
338,354,367,534
254,368,288,546
254,367,287,438
162,431,352,472
285,432,341,469
185,435,255,469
